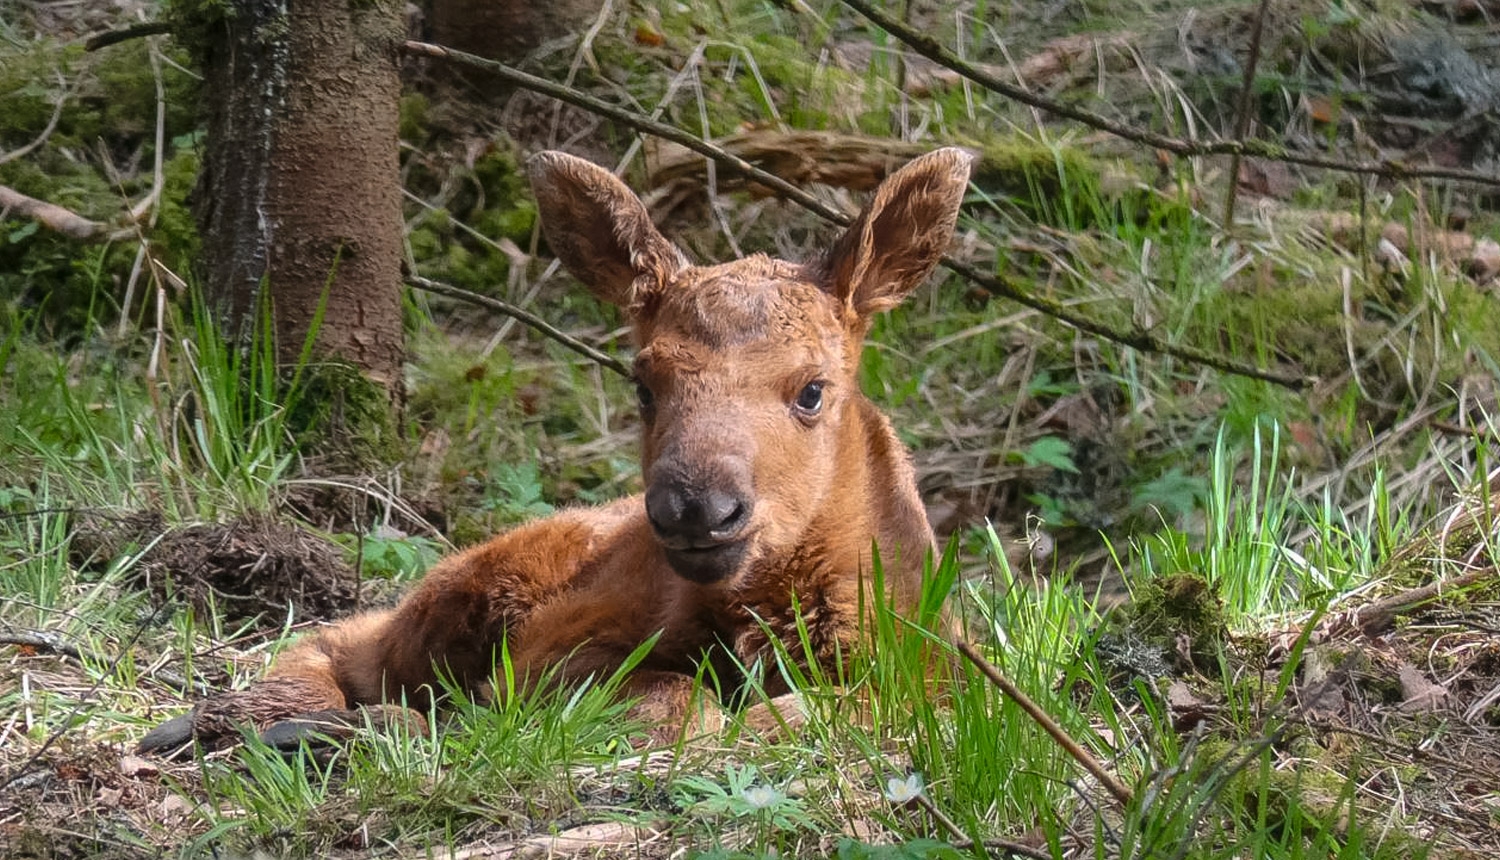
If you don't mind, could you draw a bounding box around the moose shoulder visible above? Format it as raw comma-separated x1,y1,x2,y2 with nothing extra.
138,146,974,754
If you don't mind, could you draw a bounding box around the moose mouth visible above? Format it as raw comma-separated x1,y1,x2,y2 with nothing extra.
662,538,752,585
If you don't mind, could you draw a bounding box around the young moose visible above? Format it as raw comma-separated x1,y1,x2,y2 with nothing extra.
139,146,973,754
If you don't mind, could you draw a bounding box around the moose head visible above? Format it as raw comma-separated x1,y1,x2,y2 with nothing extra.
529,148,972,585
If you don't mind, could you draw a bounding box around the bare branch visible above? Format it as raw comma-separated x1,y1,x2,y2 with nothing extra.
128,32,170,226
406,274,631,378
84,21,173,52
0,184,114,241
957,639,1135,807
1223,0,1274,226
836,0,1500,189
0,628,207,695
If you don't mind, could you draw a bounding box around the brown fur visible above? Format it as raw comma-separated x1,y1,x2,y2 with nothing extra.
137,147,973,754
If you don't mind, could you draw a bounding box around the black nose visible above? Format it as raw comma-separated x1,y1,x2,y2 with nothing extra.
645,480,750,548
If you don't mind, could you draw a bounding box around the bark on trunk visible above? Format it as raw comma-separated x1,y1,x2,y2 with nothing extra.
192,0,405,395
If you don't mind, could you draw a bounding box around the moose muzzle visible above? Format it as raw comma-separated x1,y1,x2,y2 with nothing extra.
645,458,754,584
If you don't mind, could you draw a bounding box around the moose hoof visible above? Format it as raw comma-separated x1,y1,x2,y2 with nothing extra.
258,709,364,752
135,712,199,758
260,705,429,753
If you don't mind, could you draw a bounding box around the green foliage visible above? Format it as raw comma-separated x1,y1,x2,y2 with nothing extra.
403,143,537,292
193,640,652,854
336,532,443,580
282,359,401,468
1015,435,1079,473
675,763,813,837
480,461,555,522
0,35,200,332
830,842,965,860
695,841,965,860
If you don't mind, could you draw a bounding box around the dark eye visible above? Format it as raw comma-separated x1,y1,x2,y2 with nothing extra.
794,381,824,414
635,381,654,410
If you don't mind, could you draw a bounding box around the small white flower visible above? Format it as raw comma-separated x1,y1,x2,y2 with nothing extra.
884,772,924,804
741,784,782,810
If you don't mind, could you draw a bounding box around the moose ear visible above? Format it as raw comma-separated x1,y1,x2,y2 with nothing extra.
528,151,684,308
818,147,973,318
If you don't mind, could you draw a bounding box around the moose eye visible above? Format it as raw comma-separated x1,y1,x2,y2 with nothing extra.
794,381,824,415
635,381,654,410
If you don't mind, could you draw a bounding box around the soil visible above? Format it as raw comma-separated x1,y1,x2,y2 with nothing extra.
74,509,359,627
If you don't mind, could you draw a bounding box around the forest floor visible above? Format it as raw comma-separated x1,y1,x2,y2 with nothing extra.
3,0,1500,857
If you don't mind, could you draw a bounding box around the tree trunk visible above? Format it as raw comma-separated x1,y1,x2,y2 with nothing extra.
190,0,405,398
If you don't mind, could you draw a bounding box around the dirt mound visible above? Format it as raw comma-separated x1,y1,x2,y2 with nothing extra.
74,510,359,626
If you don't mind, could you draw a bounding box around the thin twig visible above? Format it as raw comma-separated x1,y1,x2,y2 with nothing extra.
407,274,631,377
400,39,1312,390
1429,419,1493,440
400,40,847,222
119,28,171,337
910,793,981,854
1222,0,1272,227
0,71,72,167
956,639,1134,806
944,256,1308,388
978,840,1052,860
128,25,169,226
835,0,1500,189
548,0,614,145
83,21,174,52
0,629,208,696
913,791,1054,859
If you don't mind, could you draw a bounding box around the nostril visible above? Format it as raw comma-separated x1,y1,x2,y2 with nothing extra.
646,481,750,545
645,484,685,537
708,497,748,538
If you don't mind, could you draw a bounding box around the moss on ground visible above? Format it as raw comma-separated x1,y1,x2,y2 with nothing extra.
1126,572,1227,664
285,361,403,470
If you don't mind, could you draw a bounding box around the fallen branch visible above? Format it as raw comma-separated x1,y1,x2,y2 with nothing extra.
0,184,116,242
406,274,631,378
646,130,929,192
0,629,85,662
1343,564,1497,636
836,0,1500,189
956,639,1134,807
0,628,209,698
2,601,176,790
401,39,1311,390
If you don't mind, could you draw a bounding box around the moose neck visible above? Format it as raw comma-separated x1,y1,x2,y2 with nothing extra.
801,391,935,605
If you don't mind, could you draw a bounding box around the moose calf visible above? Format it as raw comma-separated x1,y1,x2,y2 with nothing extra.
139,146,973,753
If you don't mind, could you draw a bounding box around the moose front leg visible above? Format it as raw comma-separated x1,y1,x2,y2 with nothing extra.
136,608,433,755
137,512,621,756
